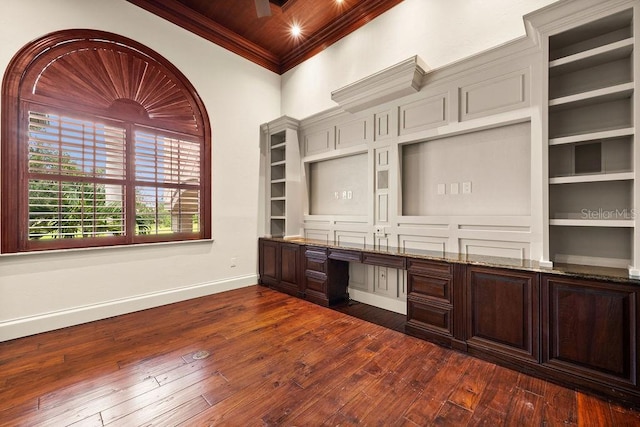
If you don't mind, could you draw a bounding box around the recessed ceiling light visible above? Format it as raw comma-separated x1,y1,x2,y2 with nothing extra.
290,24,302,37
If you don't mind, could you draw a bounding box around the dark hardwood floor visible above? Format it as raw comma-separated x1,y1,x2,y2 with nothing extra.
1,285,639,426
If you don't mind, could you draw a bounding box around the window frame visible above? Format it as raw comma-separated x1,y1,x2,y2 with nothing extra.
1,30,211,253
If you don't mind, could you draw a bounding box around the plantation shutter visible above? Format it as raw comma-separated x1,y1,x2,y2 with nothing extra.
27,112,127,240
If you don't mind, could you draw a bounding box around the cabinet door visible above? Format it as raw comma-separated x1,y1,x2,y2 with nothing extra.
277,243,302,297
542,275,637,388
466,267,540,363
259,239,280,286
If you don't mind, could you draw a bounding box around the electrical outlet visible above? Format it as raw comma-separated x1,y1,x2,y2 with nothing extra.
374,226,386,235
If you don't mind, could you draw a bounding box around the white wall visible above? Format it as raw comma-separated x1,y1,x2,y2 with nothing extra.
0,0,281,341
281,0,558,118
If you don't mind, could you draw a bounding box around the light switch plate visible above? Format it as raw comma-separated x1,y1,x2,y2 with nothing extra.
451,183,459,195
462,181,472,194
437,183,446,195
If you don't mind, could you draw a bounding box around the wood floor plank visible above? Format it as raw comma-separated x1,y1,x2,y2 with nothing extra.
432,401,474,425
504,387,543,426
99,370,221,425
467,364,519,424
286,331,413,425
1,285,638,426
67,412,103,427
577,393,615,427
402,351,473,425
541,381,578,426
610,403,640,425
140,396,210,427
10,377,160,427
448,357,496,412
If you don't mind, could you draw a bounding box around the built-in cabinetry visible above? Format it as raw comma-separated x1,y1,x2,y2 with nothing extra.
258,238,302,297
259,238,349,306
466,267,540,366
304,246,350,306
406,259,464,349
262,117,302,238
258,237,640,406
547,8,636,271
542,274,638,392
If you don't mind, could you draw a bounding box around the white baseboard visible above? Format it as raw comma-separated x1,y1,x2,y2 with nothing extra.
0,274,258,342
348,288,407,315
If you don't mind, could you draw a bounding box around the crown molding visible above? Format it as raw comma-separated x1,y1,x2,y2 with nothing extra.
126,0,404,75
261,115,301,134
331,55,429,113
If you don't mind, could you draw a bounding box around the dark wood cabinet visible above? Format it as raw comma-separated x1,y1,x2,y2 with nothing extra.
465,266,540,365
406,258,456,347
258,238,302,297
542,275,638,390
304,246,349,306
278,243,303,297
257,237,640,405
258,238,280,287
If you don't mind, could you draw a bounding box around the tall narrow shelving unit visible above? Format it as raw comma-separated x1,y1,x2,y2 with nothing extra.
263,116,302,238
547,8,637,271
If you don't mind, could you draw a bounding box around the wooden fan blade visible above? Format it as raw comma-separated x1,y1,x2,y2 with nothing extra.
255,0,271,17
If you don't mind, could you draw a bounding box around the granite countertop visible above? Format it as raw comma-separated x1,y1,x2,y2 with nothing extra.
263,236,640,286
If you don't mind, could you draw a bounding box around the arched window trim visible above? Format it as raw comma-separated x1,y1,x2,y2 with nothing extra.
1,29,211,253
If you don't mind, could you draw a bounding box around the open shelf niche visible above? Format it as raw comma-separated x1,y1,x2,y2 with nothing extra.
262,116,302,238
547,8,637,272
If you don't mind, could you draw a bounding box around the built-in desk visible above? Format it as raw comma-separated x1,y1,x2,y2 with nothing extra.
258,237,640,407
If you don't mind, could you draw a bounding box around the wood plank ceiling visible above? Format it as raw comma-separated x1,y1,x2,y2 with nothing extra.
126,0,404,74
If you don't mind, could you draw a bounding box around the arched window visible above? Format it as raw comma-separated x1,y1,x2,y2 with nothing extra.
1,29,211,253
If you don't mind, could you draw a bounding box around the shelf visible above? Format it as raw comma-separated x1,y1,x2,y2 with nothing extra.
270,160,286,166
549,82,633,109
550,219,634,227
549,38,633,75
549,127,634,146
271,142,286,149
270,197,286,201
270,178,285,184
270,216,286,220
549,172,633,184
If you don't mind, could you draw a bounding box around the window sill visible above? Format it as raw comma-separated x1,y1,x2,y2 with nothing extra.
0,238,215,259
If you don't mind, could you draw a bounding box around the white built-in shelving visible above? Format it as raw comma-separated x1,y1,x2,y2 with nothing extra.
547,8,636,270
263,116,302,238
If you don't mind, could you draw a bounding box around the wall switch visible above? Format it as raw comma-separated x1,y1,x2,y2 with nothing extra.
462,181,472,194
437,183,446,195
450,183,459,195
347,190,352,199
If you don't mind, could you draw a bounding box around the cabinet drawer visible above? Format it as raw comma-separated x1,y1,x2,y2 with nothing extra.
362,253,406,269
329,249,362,263
305,271,327,294
407,258,453,277
408,273,451,303
305,256,327,273
305,246,327,259
407,299,452,336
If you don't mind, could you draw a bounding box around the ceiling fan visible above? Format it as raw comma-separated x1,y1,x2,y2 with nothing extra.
254,0,291,18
